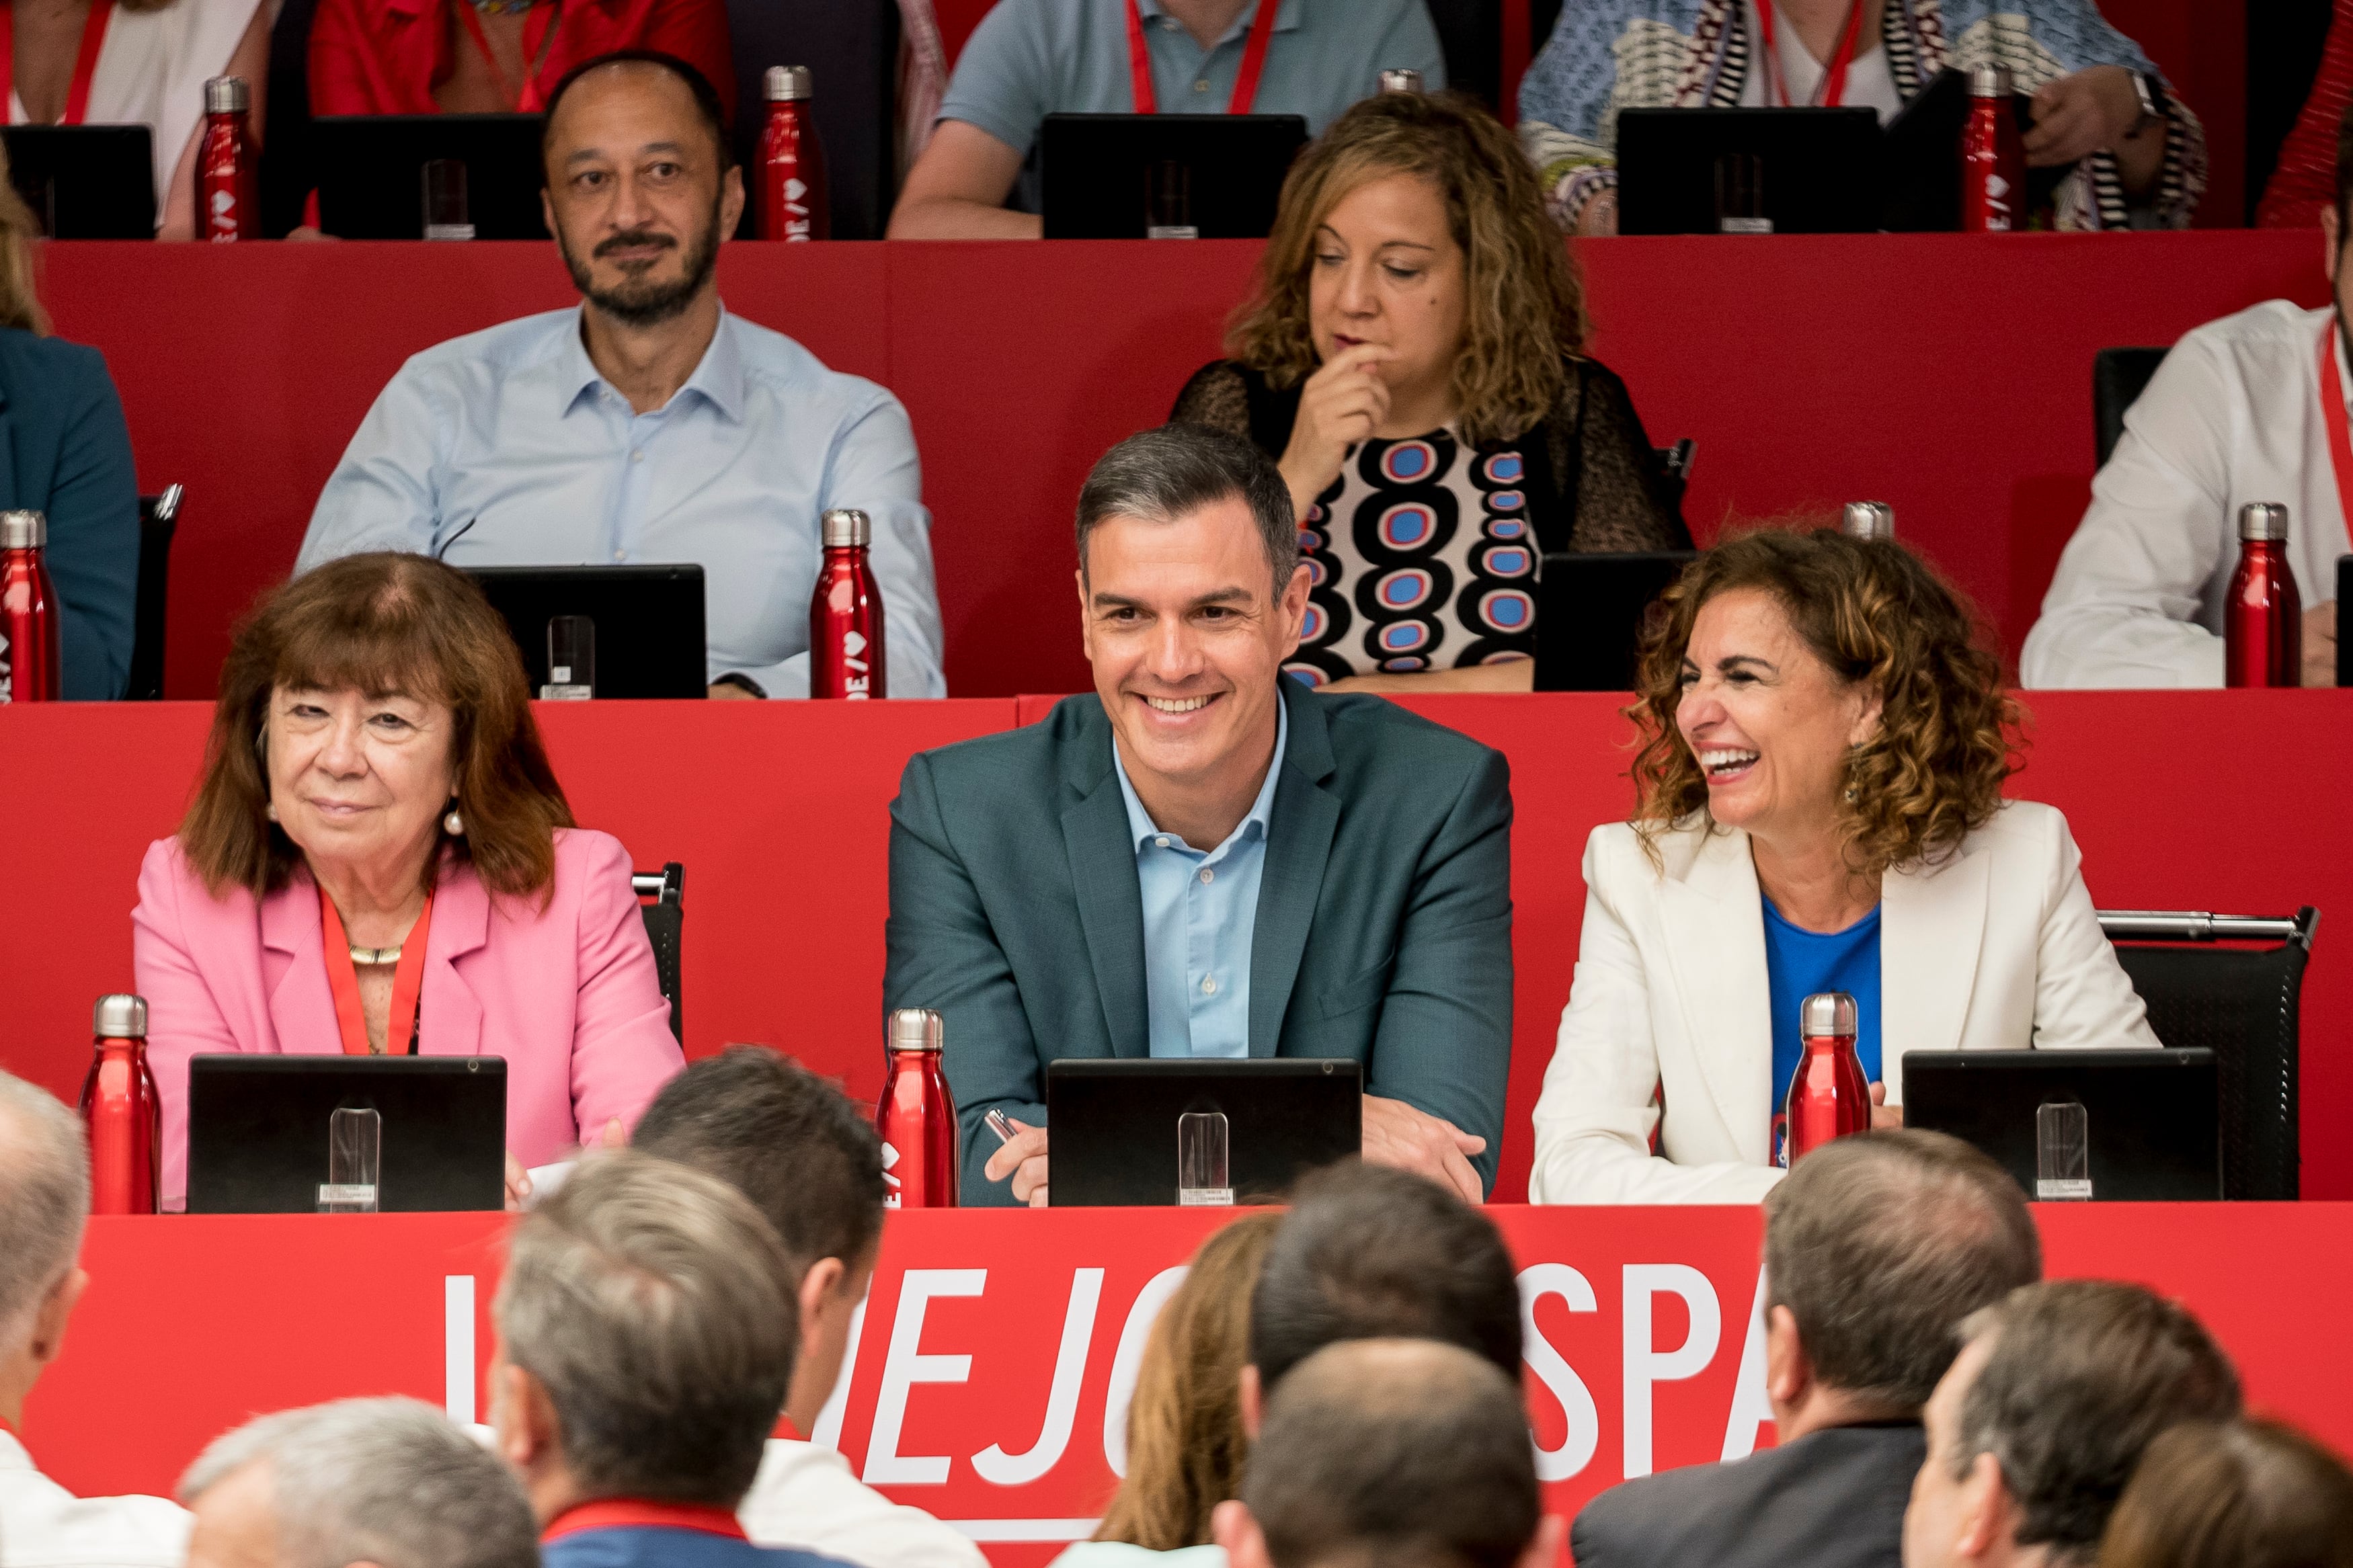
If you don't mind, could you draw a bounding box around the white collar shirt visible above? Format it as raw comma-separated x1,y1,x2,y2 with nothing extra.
1735,1,1904,122
0,1430,189,1568
2024,300,2352,688
738,1438,986,1568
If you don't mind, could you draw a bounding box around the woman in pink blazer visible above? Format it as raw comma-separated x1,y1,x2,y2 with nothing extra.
132,552,684,1210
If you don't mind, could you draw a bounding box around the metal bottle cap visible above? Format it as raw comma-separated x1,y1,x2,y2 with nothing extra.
2239,502,2290,542
1379,69,1424,93
1800,992,1858,1038
0,510,46,549
765,65,815,102
94,994,149,1038
888,1008,944,1053
1968,64,2013,97
1841,501,1895,541
822,508,872,548
206,77,251,114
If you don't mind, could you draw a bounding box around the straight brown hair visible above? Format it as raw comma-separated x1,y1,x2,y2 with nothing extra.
0,142,50,335
178,553,574,903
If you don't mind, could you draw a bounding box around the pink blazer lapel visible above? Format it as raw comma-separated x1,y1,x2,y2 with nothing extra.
420,860,490,1059
260,869,340,1056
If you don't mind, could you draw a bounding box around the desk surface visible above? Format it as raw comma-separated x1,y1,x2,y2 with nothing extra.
24,1202,2351,1560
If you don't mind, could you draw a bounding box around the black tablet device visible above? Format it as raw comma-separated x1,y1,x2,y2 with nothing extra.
1,125,155,238
1616,106,1882,234
1901,1048,2221,1201
1039,112,1308,239
465,564,708,700
186,1056,508,1214
1533,550,1696,692
2338,555,2353,688
312,114,549,239
1045,1058,1362,1206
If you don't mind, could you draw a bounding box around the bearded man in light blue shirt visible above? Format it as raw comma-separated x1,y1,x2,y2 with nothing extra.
299,52,946,700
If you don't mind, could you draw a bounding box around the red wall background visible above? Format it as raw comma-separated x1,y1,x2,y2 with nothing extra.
36,231,2326,702
0,690,2342,1204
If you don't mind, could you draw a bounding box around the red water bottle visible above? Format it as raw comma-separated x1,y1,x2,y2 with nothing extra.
1777,992,1871,1167
2226,502,2301,688
1961,65,2025,233
0,509,61,703
809,508,887,699
79,995,158,1216
877,1009,957,1208
200,77,255,241
758,66,829,241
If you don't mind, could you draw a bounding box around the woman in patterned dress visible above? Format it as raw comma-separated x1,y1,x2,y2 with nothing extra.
1169,90,1690,694
1519,0,2203,235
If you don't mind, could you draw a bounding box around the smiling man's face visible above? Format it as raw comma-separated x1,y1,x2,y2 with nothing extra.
1078,495,1308,811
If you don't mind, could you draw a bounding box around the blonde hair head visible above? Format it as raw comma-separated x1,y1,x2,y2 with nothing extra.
0,142,50,336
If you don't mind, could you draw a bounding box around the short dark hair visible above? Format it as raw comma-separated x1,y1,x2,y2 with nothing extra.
633,1047,887,1284
541,50,735,176
1763,1128,2041,1411
1952,1280,2242,1563
1080,424,1298,590
1244,1339,1538,1568
1248,1162,1521,1393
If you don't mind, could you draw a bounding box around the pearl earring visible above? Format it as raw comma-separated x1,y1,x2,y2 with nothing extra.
266,801,279,823
444,809,465,836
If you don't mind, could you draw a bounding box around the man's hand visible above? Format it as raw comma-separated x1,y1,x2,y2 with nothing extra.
982,1118,1050,1208
1361,1095,1486,1203
2024,65,2145,168
1277,343,1396,520
2304,601,2338,688
1870,1081,1905,1130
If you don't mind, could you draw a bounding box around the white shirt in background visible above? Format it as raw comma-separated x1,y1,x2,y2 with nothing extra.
739,1439,987,1568
0,1430,189,1568
2023,300,2352,688
1736,1,1904,122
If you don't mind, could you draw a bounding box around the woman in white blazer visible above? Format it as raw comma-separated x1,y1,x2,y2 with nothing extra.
1530,528,2157,1204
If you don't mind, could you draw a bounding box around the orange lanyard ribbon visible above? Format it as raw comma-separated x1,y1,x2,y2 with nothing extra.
1757,0,1866,108
452,0,563,113
2320,323,2353,540
1125,0,1279,116
319,887,433,1057
0,0,117,126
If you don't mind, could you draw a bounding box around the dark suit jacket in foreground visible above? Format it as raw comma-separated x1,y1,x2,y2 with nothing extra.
1572,1422,1927,1568
884,679,1513,1203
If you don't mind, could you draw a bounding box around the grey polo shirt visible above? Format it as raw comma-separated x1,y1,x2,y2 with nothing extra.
939,0,1447,212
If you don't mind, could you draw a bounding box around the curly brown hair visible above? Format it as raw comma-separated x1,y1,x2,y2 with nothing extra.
1626,528,2021,877
1226,91,1586,448
179,552,575,903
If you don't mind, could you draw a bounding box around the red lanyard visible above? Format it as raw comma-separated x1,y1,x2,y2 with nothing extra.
1756,0,1865,108
2321,323,2353,542
452,0,563,114
319,887,433,1058
1125,0,1279,116
541,1501,750,1544
0,0,116,126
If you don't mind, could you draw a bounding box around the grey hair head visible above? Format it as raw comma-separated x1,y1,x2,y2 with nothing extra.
1076,424,1299,592
180,1397,537,1568
0,1071,90,1336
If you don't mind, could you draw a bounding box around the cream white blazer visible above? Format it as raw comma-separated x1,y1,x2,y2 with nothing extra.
1527,800,2159,1204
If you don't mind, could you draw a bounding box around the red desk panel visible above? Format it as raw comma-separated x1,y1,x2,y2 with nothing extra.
0,691,2344,1201
23,1204,2353,1561
35,231,2325,700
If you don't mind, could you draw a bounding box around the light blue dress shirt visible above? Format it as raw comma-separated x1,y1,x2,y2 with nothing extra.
941,0,1447,212
1112,700,1287,1059
298,306,946,698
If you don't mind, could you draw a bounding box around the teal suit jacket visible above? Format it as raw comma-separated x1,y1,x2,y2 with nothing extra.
0,329,137,699
885,679,1514,1203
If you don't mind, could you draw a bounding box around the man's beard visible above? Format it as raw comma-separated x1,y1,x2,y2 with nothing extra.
561,198,723,327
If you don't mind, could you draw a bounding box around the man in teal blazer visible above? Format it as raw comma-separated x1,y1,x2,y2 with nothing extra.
885,425,1512,1205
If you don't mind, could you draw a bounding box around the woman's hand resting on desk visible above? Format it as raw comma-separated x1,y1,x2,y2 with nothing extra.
504,1118,628,1210
985,1118,1051,1207
1870,1081,1904,1130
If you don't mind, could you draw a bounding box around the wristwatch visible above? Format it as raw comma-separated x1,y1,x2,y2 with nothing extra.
2124,70,2161,138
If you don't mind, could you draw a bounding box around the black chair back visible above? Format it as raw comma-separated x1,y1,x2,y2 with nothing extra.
2100,907,2317,1200
129,486,181,702
633,862,686,1043
2093,346,2168,469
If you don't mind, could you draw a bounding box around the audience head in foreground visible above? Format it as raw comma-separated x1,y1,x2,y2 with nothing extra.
180,1397,536,1568
1528,528,2158,1206
1092,1212,1284,1552
1213,1338,1561,1568
1905,1280,2243,1568
908,424,1512,1206
2097,1417,2353,1568
491,1152,799,1530
1572,1129,2043,1568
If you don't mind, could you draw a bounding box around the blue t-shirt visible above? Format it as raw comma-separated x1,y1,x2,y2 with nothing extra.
1761,897,1883,1118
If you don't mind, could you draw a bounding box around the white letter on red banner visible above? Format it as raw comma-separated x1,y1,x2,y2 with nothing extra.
866,1269,986,1485
973,1269,1105,1485
1518,1264,1601,1481
1621,1264,1721,1479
